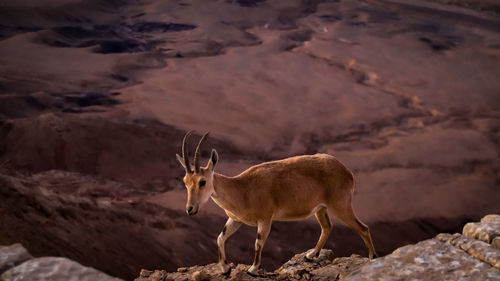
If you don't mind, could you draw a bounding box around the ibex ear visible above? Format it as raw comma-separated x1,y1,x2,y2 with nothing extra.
176,154,186,168
206,149,218,170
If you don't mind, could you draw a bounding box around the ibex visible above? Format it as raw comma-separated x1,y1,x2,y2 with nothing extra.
176,131,376,275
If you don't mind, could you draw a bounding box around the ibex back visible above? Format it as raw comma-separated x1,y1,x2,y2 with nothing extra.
176,131,376,275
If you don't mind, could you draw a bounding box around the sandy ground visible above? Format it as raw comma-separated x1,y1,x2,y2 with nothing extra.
0,0,499,280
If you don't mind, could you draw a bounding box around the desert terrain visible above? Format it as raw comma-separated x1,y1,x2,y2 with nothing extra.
0,0,499,280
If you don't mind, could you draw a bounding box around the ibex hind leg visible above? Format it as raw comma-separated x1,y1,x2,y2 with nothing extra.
306,206,332,260
333,204,377,259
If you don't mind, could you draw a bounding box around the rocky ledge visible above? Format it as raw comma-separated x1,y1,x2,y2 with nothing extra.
136,214,500,281
1,215,498,281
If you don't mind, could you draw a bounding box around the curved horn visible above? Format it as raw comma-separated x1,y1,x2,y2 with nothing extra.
182,130,193,173
194,132,209,173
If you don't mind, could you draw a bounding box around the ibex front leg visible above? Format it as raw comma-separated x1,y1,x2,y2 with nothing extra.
248,219,272,275
217,218,242,273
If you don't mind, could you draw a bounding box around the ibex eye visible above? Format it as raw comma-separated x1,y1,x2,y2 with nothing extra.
199,180,206,187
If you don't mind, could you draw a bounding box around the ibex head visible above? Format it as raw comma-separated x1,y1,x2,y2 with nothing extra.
176,131,218,216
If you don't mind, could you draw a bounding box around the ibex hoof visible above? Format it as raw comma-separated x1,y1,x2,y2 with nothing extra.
247,265,261,276
305,250,319,261
218,262,231,274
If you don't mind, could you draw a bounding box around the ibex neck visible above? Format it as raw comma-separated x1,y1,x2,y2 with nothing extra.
212,173,233,197
212,173,239,212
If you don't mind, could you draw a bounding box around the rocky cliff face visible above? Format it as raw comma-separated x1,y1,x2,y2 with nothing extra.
135,214,500,281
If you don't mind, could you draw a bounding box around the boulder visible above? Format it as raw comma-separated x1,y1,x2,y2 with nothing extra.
0,257,123,281
275,249,368,281
276,249,335,277
0,243,33,274
463,214,500,245
136,263,227,281
343,239,500,281
309,256,369,280
437,233,500,269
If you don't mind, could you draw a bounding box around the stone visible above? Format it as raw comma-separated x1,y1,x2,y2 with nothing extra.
1,257,123,281
136,214,500,281
276,249,335,278
139,269,154,277
191,270,209,281
135,249,367,281
136,263,225,281
494,237,500,248
437,233,500,269
310,255,368,280
344,214,500,281
343,239,500,281
228,264,274,281
135,269,171,281
148,270,169,281
0,243,33,274
463,214,500,245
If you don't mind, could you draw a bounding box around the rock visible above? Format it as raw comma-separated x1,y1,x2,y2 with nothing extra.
276,249,335,277
135,249,368,281
191,270,209,281
135,263,224,281
148,270,169,281
463,214,500,245
0,257,123,281
494,237,500,248
344,214,500,281
139,269,154,277
437,233,500,269
343,238,500,281
135,269,171,281
0,243,33,274
310,255,369,280
274,249,367,280
136,215,500,281
228,264,275,281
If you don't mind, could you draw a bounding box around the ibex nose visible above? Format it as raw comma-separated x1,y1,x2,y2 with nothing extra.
186,205,198,216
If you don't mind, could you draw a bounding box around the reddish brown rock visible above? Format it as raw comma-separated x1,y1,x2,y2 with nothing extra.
437,233,500,269
134,249,367,281
343,239,500,281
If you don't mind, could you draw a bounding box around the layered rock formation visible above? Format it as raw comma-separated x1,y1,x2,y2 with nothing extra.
345,215,500,280
135,214,500,281
463,214,500,248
